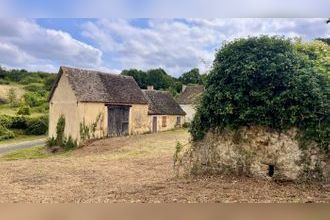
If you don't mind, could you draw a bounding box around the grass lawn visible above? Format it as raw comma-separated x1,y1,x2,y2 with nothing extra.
0,134,46,146
0,145,73,161
0,146,49,160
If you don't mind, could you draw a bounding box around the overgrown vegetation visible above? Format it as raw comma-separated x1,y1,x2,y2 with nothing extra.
48,115,77,150
190,36,329,153
0,67,55,142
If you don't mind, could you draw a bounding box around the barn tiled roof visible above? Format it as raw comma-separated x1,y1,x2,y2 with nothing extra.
49,66,148,105
176,85,204,105
143,90,186,116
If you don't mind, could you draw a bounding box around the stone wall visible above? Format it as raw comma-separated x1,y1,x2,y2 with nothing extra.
188,126,329,182
180,104,195,123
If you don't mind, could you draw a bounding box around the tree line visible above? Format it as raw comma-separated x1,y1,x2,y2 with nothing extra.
121,68,207,96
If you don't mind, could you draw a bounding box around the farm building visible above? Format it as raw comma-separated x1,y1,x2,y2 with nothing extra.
176,85,204,122
143,86,186,132
48,66,151,143
48,67,186,144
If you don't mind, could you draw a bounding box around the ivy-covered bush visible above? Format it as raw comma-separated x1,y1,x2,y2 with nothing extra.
190,36,329,152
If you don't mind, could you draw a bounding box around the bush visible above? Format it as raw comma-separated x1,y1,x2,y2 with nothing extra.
23,92,45,107
17,105,31,115
63,136,77,150
25,116,48,135
0,115,12,128
46,137,57,147
0,124,15,141
10,116,28,129
190,36,329,152
24,83,46,95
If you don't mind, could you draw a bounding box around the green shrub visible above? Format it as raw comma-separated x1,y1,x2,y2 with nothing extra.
0,124,15,141
46,137,57,147
63,136,77,150
0,115,12,128
24,83,46,95
190,36,329,152
23,92,45,107
182,122,190,128
25,116,48,135
10,116,28,129
56,115,65,146
17,105,31,115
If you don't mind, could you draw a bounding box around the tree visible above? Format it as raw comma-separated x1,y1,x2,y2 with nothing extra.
121,69,148,89
179,68,203,85
146,68,173,90
190,36,329,151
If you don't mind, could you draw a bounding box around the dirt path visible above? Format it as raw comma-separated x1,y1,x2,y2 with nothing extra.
0,138,46,154
0,129,328,203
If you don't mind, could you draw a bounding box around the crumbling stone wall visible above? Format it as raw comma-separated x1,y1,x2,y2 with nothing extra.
187,126,329,182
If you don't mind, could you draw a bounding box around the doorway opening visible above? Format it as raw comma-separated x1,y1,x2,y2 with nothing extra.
268,165,275,177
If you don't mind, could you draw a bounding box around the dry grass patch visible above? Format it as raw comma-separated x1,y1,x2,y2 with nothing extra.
0,129,328,203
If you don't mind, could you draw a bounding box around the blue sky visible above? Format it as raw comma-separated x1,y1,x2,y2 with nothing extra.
0,18,329,76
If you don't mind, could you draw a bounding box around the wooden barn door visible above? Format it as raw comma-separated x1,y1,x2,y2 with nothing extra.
108,105,130,137
152,116,157,133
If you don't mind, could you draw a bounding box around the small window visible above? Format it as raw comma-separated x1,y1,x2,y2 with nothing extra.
176,116,181,126
162,116,167,127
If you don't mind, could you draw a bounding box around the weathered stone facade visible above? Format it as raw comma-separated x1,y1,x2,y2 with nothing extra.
188,126,329,182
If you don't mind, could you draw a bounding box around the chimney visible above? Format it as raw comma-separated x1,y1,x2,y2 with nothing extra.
147,85,154,90
182,85,187,92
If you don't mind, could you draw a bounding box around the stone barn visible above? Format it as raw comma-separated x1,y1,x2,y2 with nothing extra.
48,66,150,143
176,85,204,123
143,86,186,132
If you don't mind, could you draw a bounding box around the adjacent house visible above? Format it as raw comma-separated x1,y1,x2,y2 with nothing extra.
143,86,186,132
48,67,186,144
176,85,204,123
48,66,150,143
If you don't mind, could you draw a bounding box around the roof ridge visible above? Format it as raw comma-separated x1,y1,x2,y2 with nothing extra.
60,66,130,79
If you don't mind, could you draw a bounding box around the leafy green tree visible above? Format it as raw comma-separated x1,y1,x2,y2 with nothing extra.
190,36,329,152
121,69,148,88
179,68,203,85
146,68,173,90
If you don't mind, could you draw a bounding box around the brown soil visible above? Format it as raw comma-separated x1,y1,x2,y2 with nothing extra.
0,129,328,203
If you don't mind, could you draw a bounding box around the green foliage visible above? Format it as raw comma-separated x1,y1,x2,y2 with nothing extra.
0,124,15,141
25,115,48,135
121,69,149,88
80,113,102,141
56,115,65,146
23,92,45,107
190,36,329,152
63,136,77,150
295,39,330,78
46,137,57,147
17,104,31,115
179,68,203,85
24,83,47,95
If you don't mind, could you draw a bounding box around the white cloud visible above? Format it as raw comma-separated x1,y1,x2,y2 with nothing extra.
0,18,103,72
82,18,329,76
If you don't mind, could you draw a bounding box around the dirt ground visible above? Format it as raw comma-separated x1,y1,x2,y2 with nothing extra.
0,129,329,203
